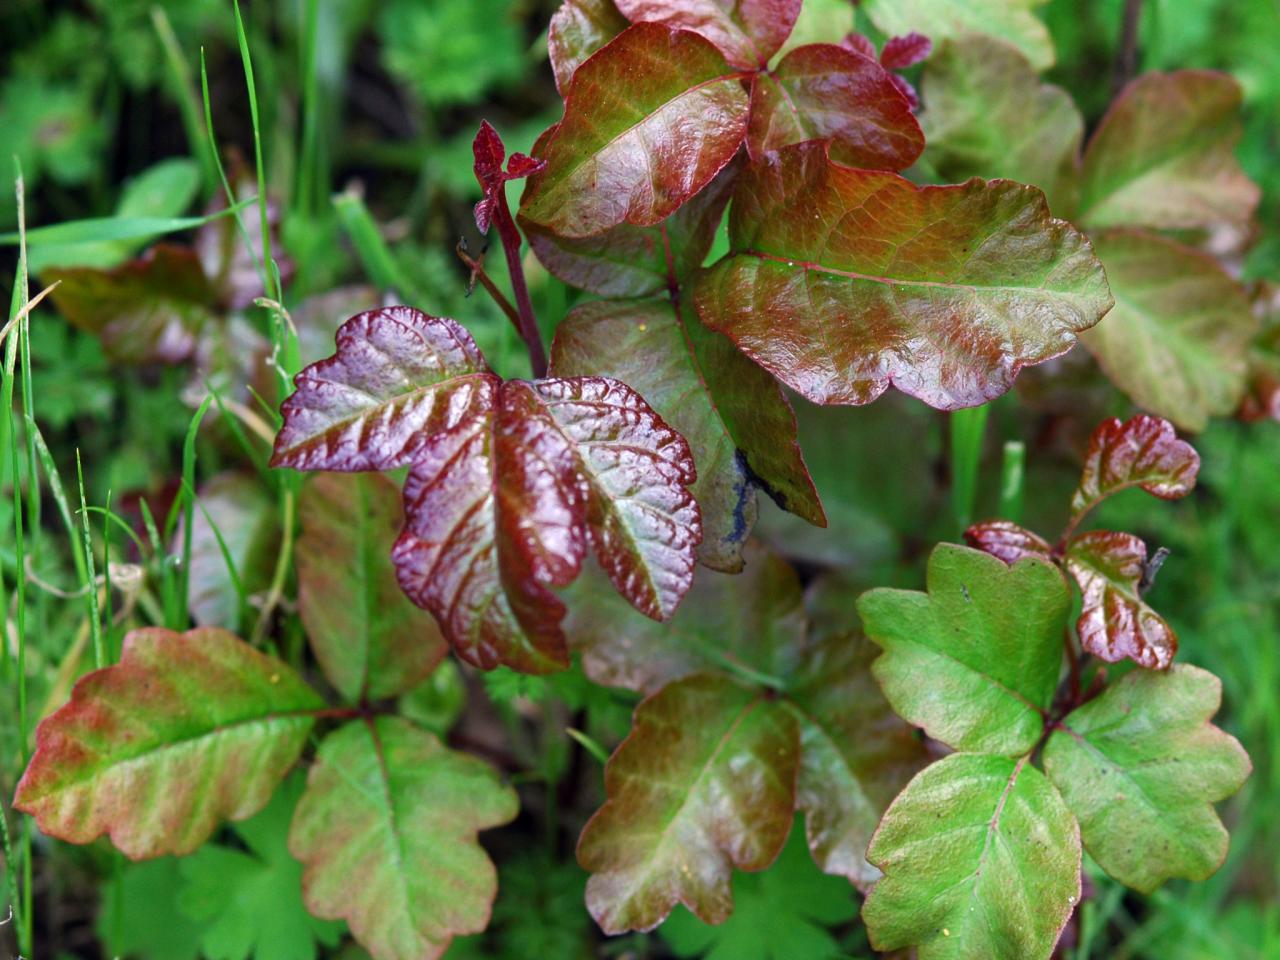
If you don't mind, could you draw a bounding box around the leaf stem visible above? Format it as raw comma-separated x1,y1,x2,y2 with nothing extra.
488,187,547,377
455,240,521,328
1112,0,1144,97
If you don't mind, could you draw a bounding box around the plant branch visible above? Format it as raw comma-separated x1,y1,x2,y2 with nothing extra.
456,240,521,329
1112,0,1144,97
488,191,547,377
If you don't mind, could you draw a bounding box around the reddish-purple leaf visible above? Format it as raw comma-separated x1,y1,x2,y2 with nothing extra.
694,142,1113,408
551,299,822,572
577,673,799,932
524,159,737,299
195,183,293,311
1065,530,1177,670
964,519,1054,565
271,307,491,473
747,44,924,170
43,244,217,365
297,472,447,703
1070,414,1200,521
1078,71,1261,231
473,120,546,235
393,376,701,673
548,0,630,95
879,32,932,69
841,32,877,59
14,628,322,859
520,23,750,238
614,0,801,68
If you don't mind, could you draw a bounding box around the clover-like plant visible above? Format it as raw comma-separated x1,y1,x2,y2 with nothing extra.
14,2,1260,959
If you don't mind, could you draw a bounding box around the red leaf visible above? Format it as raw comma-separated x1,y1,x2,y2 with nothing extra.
841,32,877,59
964,520,1053,565
694,142,1112,408
393,376,701,673
879,32,932,69
271,307,491,473
747,43,923,170
549,0,630,95
473,121,547,234
520,23,750,238
1070,414,1199,521
614,0,801,68
1065,531,1177,669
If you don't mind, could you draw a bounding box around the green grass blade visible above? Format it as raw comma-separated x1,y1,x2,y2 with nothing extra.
950,404,990,533
0,199,257,247
77,452,104,668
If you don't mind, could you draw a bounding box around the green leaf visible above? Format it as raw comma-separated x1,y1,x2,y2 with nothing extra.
857,543,1069,755
578,673,800,933
298,472,447,702
787,630,927,890
100,858,202,960
921,35,1083,213
1042,665,1251,893
1077,71,1260,231
15,627,322,858
1081,229,1257,431
178,776,344,960
289,717,519,960
860,0,1055,71
863,753,1081,960
658,822,857,960
550,299,823,573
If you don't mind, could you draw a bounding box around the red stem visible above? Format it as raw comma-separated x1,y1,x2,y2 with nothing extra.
491,191,548,378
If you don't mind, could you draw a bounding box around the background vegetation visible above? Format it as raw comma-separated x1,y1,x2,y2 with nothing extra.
1,0,1277,957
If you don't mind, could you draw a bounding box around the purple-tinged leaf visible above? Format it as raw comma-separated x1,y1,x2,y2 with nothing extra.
747,44,924,170
562,540,807,693
298,473,447,703
1064,530,1177,670
857,543,1070,755
1078,71,1261,231
1043,665,1251,892
43,244,217,365
615,0,801,68
1081,230,1257,431
14,628,322,859
549,0,630,95
290,718,518,960
577,673,799,932
393,376,701,673
964,519,1053,565
879,32,932,69
1070,414,1200,521
195,182,293,311
473,120,546,235
520,23,750,237
695,142,1112,408
551,299,821,572
271,307,491,473
524,160,737,299
863,754,1081,959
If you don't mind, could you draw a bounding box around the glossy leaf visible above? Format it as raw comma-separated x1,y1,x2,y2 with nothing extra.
520,23,750,238
1070,413,1200,520
921,35,1083,213
879,32,932,69
615,0,800,68
1077,71,1260,231
1081,230,1256,431
747,43,924,170
271,306,491,473
963,519,1053,565
857,543,1069,755
14,628,322,858
548,0,629,95
290,717,519,960
525,160,736,299
1043,666,1251,892
1064,530,1177,670
472,120,545,234
694,142,1112,408
43,244,217,364
551,298,822,572
787,631,927,890
863,753,1081,960
860,0,1054,71
562,540,807,693
393,375,700,673
297,472,447,702
578,673,800,932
